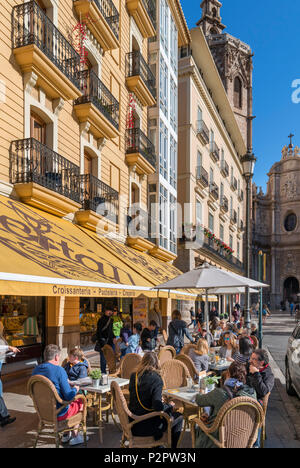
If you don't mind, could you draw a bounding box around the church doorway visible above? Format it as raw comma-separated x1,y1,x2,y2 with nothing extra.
283,277,299,302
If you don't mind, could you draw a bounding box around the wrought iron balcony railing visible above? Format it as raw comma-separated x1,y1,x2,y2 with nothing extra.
10,138,81,203
88,0,119,40
210,141,220,162
196,166,209,188
209,182,219,201
125,128,156,169
220,159,229,177
126,51,156,99
141,0,156,27
127,207,156,240
231,210,238,224
197,120,210,144
221,195,229,212
12,1,81,90
75,69,119,130
80,173,119,223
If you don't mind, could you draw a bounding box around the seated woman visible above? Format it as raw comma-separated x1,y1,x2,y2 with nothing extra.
235,336,253,365
189,338,209,373
63,348,89,382
219,332,239,362
194,361,257,448
128,352,183,448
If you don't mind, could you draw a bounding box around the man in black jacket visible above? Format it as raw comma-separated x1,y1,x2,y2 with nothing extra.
96,303,115,374
141,321,157,352
247,349,275,401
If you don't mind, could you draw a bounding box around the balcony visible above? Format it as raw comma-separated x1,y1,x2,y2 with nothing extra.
12,1,82,100
210,142,220,162
125,128,156,175
75,174,119,232
73,0,119,51
238,189,244,202
10,138,81,217
209,182,219,201
126,208,156,252
231,177,238,191
230,210,238,225
197,120,210,145
74,70,119,140
238,220,244,232
126,0,156,38
126,51,156,107
196,166,209,189
202,238,244,272
220,160,229,178
220,196,229,214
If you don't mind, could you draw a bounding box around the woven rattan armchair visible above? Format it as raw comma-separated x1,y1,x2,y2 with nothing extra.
191,396,264,449
102,344,119,375
28,375,87,448
110,380,172,448
158,346,176,365
175,353,206,383
180,344,195,356
118,353,142,402
261,392,271,448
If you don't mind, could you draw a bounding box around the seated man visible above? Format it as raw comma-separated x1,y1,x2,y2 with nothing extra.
247,349,275,401
32,344,85,446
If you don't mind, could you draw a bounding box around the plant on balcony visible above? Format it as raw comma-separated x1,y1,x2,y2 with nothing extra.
182,223,234,255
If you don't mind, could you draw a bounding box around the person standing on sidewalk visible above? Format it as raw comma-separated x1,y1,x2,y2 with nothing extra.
189,307,196,328
0,323,20,427
95,303,116,374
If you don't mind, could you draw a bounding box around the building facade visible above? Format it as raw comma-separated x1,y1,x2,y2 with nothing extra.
148,0,190,261
0,0,191,373
252,141,300,309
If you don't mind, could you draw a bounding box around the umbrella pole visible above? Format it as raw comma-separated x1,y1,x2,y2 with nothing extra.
205,290,209,332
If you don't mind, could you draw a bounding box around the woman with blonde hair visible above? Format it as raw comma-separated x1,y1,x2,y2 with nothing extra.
188,338,209,372
219,332,238,362
128,352,183,448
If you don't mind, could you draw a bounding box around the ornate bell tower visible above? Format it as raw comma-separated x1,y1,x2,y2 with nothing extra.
198,1,254,149
197,0,226,36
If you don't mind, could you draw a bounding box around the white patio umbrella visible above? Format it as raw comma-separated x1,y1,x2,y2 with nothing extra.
209,287,259,294
155,262,268,330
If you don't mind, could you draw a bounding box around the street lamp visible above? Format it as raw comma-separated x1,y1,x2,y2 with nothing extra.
241,150,257,332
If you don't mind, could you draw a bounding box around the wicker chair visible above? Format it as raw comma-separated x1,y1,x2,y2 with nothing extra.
102,344,119,375
158,346,176,365
261,392,271,448
191,396,264,449
28,375,87,448
110,380,172,448
119,353,142,379
180,344,195,356
175,353,203,383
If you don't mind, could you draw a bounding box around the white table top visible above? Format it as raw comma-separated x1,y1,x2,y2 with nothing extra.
209,360,231,371
163,387,200,407
81,377,129,394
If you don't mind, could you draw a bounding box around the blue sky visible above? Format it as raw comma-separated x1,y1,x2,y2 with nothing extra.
180,0,300,191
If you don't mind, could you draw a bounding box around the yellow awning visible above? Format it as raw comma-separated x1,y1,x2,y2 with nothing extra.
0,196,154,296
0,196,196,299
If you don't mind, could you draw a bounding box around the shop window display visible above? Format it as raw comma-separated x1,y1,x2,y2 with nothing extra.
0,296,44,348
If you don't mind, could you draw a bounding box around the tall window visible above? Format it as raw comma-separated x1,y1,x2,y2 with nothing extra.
196,199,202,225
159,185,168,250
209,213,214,233
170,136,177,188
220,182,224,202
159,56,168,117
170,15,178,73
170,78,177,131
159,120,168,180
170,194,176,254
209,167,214,185
220,224,224,241
229,235,233,250
234,76,242,108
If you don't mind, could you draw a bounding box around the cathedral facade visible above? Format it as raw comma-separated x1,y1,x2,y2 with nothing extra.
251,141,300,309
